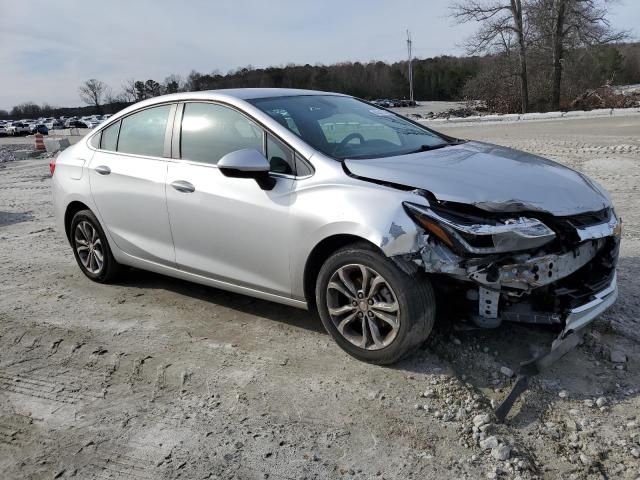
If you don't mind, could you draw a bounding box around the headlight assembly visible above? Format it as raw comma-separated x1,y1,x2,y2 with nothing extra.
403,202,556,254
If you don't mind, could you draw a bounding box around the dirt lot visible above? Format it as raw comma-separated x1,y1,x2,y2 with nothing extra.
1,116,639,480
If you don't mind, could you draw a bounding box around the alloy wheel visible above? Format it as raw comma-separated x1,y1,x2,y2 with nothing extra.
74,220,104,274
326,264,400,350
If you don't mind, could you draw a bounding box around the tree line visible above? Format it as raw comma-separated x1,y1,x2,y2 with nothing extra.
1,57,484,119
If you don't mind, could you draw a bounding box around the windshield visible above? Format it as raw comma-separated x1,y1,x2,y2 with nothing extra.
248,95,449,160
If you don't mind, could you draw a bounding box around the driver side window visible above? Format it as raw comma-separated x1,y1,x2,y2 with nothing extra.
180,102,264,165
180,102,297,175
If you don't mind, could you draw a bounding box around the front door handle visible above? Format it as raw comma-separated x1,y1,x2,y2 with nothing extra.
170,180,195,193
95,165,111,175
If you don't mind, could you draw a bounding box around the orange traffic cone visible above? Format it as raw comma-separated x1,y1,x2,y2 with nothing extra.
35,133,45,151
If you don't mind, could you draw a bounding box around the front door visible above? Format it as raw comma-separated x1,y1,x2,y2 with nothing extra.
165,102,296,296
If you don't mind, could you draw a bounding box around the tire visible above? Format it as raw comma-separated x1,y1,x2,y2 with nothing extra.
70,209,121,283
315,242,435,365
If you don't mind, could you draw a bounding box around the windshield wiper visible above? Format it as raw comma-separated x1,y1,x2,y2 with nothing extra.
408,143,451,154
407,140,467,155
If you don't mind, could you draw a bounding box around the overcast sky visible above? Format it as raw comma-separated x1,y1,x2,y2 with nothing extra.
1,0,638,110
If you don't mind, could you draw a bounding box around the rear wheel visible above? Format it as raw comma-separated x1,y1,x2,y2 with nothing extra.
315,242,435,364
70,209,121,283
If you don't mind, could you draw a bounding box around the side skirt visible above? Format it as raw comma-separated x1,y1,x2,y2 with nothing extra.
117,251,309,310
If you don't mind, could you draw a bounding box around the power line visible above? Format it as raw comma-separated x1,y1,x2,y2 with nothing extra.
406,30,414,102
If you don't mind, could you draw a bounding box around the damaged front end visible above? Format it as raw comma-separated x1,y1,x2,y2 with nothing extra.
401,199,621,420
402,201,620,335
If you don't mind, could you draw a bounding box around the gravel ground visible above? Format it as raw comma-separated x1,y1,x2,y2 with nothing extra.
1,115,639,480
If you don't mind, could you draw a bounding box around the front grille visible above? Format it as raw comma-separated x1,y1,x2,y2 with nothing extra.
560,208,611,229
551,236,619,309
543,208,611,246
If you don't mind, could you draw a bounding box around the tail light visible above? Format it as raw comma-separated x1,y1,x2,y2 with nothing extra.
49,156,56,176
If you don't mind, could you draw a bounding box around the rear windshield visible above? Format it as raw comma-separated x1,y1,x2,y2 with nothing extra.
248,95,448,160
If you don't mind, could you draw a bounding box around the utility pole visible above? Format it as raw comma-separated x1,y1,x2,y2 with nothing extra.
406,29,414,103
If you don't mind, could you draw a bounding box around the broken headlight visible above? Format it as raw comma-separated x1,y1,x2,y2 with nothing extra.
403,202,556,254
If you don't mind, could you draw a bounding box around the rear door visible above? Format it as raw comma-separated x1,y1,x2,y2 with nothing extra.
89,104,176,265
165,102,295,296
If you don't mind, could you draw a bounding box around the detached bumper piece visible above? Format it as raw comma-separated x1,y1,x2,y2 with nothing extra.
494,327,584,422
494,273,617,422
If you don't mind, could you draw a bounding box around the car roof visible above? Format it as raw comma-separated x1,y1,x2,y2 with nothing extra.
203,88,344,100
102,88,351,127
147,88,345,105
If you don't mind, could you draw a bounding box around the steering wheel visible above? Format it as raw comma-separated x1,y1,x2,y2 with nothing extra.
336,132,365,152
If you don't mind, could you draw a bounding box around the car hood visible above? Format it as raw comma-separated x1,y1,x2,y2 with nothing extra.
343,141,611,216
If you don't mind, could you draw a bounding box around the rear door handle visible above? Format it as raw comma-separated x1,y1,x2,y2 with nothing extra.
170,180,195,193
95,165,111,175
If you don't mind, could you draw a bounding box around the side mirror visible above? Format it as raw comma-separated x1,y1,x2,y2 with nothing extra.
218,149,275,190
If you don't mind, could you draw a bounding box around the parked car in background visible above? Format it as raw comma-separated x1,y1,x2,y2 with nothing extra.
31,124,49,135
6,122,30,135
372,99,392,108
372,99,417,108
65,119,89,128
83,118,102,129
52,89,620,365
0,124,8,136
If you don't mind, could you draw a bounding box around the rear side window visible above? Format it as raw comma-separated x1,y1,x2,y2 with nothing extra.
117,105,171,157
100,121,120,151
180,102,263,165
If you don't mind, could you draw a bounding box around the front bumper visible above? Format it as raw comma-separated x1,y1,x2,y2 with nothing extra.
562,272,617,336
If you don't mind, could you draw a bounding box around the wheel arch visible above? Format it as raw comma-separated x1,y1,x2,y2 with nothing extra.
303,234,381,310
64,200,92,243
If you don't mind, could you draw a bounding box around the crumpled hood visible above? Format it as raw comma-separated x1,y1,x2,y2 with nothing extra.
344,141,611,216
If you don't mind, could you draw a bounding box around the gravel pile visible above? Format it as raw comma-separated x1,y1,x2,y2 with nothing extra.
0,143,53,163
409,106,483,120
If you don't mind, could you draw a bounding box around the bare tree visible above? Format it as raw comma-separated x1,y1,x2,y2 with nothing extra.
451,0,530,113
78,79,109,113
529,0,628,109
121,78,138,102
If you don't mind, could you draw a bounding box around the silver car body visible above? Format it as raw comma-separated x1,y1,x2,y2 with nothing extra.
52,89,620,337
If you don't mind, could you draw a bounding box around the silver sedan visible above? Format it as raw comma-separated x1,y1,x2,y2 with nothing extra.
52,89,620,364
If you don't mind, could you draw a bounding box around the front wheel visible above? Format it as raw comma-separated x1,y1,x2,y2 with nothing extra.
315,242,435,365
